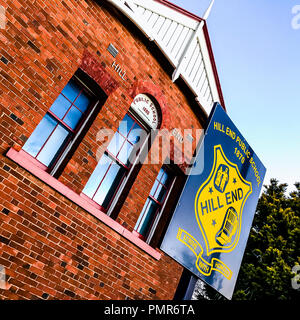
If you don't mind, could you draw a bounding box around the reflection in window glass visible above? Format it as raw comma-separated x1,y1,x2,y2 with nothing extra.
74,92,90,112
156,168,164,182
118,114,134,138
61,80,81,102
135,199,159,237
117,141,134,166
107,132,125,158
23,114,57,158
83,155,112,199
93,163,126,209
160,171,171,186
36,125,70,167
49,95,72,119
82,112,147,211
127,123,144,144
22,78,91,168
64,106,83,129
134,167,173,239
154,184,167,203
149,180,159,198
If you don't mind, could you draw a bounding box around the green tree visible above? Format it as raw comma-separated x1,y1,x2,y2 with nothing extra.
233,179,300,300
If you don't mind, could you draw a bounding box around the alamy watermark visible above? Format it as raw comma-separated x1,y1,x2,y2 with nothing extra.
291,265,300,290
95,126,205,175
0,5,5,29
0,265,6,289
291,5,300,29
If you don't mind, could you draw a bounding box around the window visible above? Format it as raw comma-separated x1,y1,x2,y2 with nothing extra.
82,113,148,212
22,78,93,169
134,167,173,241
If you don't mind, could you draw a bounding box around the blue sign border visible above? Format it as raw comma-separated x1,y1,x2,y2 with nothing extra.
161,103,266,299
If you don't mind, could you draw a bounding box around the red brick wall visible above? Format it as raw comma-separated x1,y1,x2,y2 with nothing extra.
0,0,204,300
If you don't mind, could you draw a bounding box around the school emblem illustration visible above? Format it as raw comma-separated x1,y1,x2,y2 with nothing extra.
177,144,252,280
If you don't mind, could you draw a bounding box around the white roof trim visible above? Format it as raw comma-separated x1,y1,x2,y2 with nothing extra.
106,0,223,116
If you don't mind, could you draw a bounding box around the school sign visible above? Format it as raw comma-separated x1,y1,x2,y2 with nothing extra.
161,104,266,299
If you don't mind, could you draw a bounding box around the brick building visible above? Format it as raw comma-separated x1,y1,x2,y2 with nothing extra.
0,0,224,299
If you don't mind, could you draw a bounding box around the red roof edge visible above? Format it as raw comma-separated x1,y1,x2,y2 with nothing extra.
154,0,204,22
202,23,226,111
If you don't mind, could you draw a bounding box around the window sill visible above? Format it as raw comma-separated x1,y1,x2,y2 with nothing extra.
6,148,161,260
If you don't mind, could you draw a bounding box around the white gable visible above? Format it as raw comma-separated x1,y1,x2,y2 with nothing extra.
106,0,223,116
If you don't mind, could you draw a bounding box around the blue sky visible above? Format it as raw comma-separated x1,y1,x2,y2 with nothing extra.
171,0,300,193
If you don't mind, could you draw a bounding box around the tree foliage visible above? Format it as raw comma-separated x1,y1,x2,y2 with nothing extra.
233,179,300,300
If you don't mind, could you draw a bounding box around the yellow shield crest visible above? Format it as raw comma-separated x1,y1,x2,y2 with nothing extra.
195,145,252,256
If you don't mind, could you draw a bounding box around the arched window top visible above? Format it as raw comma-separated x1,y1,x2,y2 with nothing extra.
130,94,160,129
